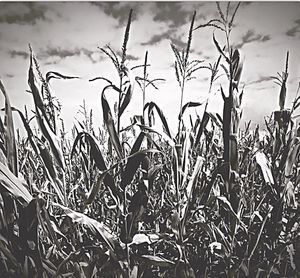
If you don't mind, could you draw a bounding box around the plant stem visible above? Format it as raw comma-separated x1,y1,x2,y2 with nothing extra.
142,51,148,121
117,74,123,134
178,74,186,141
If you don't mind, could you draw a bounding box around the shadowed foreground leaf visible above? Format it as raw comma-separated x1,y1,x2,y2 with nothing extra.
53,203,116,252
71,132,122,205
120,132,146,189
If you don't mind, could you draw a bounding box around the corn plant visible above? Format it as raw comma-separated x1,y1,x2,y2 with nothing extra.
171,11,206,143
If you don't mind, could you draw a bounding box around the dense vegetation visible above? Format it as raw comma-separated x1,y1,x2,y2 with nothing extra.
0,3,299,277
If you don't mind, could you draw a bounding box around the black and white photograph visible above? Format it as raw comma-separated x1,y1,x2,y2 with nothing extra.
0,1,299,277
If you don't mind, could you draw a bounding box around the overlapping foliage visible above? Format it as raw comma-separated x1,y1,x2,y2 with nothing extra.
0,3,299,277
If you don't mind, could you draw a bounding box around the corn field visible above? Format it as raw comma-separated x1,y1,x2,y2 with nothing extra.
0,2,300,278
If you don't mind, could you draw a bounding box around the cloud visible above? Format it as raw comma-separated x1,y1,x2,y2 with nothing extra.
261,35,271,42
141,32,168,46
170,37,187,50
248,76,273,85
4,73,14,79
115,50,139,61
92,2,140,26
256,85,276,91
125,54,139,61
141,28,187,49
0,3,48,25
153,2,191,28
285,18,300,37
236,29,271,48
9,50,29,59
42,47,81,59
38,47,103,64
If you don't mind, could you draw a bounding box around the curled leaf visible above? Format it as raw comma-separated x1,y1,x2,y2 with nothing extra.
179,102,203,121
46,71,79,83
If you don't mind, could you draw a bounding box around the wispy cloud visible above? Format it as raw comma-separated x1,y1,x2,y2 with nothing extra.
286,18,300,37
141,32,169,46
141,28,187,49
9,50,29,59
247,76,273,85
115,50,139,61
236,29,271,48
38,47,103,64
4,73,14,79
42,47,79,59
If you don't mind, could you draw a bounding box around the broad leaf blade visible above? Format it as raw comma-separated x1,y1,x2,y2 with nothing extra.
101,86,123,159
53,203,116,252
255,151,274,185
0,80,18,176
0,161,32,204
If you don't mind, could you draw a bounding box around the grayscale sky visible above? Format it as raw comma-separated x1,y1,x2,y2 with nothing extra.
0,1,299,136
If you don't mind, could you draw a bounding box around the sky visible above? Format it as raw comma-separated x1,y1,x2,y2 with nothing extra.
0,1,299,137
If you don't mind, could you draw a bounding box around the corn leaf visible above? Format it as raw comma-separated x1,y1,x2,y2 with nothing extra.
35,107,65,170
213,33,230,64
28,54,46,115
255,151,274,185
28,57,65,170
138,124,175,147
72,132,122,204
53,203,116,253
0,161,32,204
181,156,203,222
101,86,123,159
285,137,300,178
36,139,57,180
120,150,147,190
45,71,79,83
119,67,135,117
141,255,175,267
0,80,18,176
179,101,203,121
279,82,287,110
145,102,172,138
217,196,246,230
